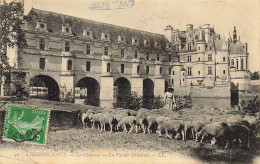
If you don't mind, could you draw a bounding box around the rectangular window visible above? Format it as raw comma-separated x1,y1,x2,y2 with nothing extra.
134,51,138,58
121,49,124,58
172,71,174,75
157,54,160,61
208,66,213,75
146,52,149,60
223,57,226,62
208,54,212,61
86,44,90,54
65,42,70,52
169,68,171,75
223,70,226,74
86,61,91,71
187,67,192,76
104,47,108,55
168,55,171,62
146,66,149,75
39,58,45,69
121,64,124,73
39,38,45,50
198,71,200,75
187,56,191,62
177,56,180,62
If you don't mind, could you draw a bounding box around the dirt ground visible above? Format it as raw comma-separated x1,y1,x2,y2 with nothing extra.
0,99,260,164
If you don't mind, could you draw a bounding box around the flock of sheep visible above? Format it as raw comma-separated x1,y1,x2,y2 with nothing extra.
81,106,260,149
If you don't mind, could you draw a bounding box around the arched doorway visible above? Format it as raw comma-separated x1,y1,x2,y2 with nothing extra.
143,78,154,98
76,77,100,106
30,75,60,101
114,77,131,100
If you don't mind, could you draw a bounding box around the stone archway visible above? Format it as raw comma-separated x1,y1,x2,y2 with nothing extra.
30,75,60,101
143,78,154,98
114,77,131,100
76,77,100,106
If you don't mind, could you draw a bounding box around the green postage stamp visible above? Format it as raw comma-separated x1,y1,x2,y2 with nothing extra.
2,105,50,145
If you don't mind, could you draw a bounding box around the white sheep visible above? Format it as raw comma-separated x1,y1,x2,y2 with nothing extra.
116,116,137,133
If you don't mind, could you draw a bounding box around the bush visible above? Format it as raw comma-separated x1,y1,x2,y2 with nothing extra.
84,97,100,107
240,96,259,112
142,96,164,109
113,92,142,110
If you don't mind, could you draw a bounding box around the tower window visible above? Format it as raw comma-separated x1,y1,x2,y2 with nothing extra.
137,65,140,74
187,67,192,76
187,56,191,62
86,44,90,54
146,66,149,75
134,51,138,58
169,68,171,75
39,38,45,50
104,47,108,55
157,54,160,61
146,52,149,60
208,54,212,61
39,58,45,69
121,64,125,73
231,59,234,66
172,79,174,85
160,67,163,75
208,66,212,75
65,42,70,52
67,60,72,70
241,58,244,70
86,61,90,71
121,49,124,58
169,55,171,62
107,63,111,72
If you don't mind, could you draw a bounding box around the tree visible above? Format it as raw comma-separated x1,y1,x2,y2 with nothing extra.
0,0,27,96
251,71,259,80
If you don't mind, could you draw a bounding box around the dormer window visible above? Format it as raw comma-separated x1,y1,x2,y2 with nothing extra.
132,38,139,45
154,41,161,48
101,33,110,41
35,21,47,32
40,24,44,29
62,24,72,35
83,30,93,39
118,36,126,43
144,40,150,47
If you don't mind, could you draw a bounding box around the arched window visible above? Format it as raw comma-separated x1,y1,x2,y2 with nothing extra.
160,67,163,74
137,65,140,74
231,59,234,66
67,60,72,70
241,58,244,70
107,63,111,72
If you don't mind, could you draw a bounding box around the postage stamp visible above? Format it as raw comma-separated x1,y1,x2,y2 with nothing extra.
2,105,50,145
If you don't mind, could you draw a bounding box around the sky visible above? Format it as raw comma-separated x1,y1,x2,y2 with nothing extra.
19,0,260,72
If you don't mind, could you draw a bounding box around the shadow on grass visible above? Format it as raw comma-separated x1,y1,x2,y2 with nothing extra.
190,142,260,163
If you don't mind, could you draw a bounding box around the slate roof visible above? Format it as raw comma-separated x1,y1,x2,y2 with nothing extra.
229,41,247,54
25,8,167,50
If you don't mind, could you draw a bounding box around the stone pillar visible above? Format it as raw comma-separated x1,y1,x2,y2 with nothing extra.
100,76,114,108
154,78,165,97
60,75,75,102
131,77,143,96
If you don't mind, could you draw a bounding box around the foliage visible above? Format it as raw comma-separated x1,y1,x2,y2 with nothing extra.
240,96,259,112
251,71,259,80
84,97,100,107
60,86,74,103
0,0,27,69
113,91,142,110
142,95,164,109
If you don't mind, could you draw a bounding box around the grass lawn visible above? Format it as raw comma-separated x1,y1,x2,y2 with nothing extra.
0,99,260,164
